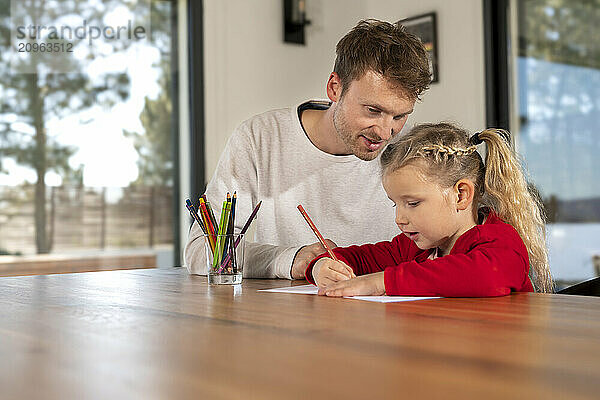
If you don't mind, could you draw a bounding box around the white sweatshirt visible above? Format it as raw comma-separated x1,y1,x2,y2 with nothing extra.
184,101,399,279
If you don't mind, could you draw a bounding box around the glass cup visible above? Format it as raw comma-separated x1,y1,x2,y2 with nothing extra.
203,233,244,284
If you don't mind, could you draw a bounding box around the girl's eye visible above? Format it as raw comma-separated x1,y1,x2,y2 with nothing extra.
407,201,420,207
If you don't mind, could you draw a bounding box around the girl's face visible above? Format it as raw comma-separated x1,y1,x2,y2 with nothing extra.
382,163,475,256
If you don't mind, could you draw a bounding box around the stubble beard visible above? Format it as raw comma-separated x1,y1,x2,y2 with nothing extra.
332,104,379,162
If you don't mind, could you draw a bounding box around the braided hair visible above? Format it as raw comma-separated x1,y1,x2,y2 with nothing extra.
380,122,553,293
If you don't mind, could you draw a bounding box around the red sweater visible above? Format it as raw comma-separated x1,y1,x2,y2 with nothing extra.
305,212,534,297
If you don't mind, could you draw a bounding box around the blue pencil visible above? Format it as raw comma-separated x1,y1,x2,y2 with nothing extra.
185,199,207,234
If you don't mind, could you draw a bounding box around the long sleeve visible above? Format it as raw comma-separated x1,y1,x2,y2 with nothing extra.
384,219,532,297
383,244,530,297
185,103,400,279
183,124,300,279
306,215,533,297
304,235,419,283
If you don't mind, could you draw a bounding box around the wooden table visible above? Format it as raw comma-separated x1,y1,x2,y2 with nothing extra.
1,268,599,399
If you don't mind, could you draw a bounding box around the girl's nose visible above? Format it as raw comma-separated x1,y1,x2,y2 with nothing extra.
395,211,408,226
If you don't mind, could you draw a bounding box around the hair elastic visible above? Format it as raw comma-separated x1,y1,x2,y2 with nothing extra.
469,131,483,145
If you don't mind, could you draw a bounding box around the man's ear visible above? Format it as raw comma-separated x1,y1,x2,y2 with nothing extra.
326,72,343,103
454,179,475,211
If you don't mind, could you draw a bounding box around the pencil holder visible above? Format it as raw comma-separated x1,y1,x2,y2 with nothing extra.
203,233,244,285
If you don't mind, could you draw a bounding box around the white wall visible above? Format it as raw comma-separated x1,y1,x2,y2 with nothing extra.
367,1,486,132
202,0,486,180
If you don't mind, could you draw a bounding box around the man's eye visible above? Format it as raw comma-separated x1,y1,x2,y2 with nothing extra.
367,107,380,114
407,201,420,207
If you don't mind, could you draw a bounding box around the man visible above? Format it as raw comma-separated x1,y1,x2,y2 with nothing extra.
184,19,431,279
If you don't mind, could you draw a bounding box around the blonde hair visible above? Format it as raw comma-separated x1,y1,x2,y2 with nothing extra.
380,122,553,293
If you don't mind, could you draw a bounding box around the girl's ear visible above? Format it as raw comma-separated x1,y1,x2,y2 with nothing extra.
326,72,343,102
454,179,475,211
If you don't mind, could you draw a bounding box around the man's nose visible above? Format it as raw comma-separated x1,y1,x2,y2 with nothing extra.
376,117,394,140
377,124,394,140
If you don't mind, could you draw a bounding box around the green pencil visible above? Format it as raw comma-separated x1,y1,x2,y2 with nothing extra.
223,192,236,264
213,199,231,269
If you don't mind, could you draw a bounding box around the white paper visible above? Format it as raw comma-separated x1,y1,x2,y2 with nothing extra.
259,285,318,295
259,284,440,303
346,295,439,303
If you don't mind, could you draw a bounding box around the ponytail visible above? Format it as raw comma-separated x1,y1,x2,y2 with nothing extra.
381,123,553,293
477,129,553,293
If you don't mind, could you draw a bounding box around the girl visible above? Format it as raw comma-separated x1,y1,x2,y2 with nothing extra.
305,122,553,297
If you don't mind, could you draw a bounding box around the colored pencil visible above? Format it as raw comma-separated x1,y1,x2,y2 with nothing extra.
220,198,232,260
223,192,237,266
228,192,237,272
297,204,338,261
185,199,207,235
240,201,262,237
219,200,262,271
229,193,237,233
202,195,219,231
199,198,216,253
213,200,227,268
213,200,231,268
222,193,232,259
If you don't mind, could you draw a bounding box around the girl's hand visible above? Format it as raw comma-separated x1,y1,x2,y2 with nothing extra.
291,239,337,279
319,272,386,297
312,258,356,288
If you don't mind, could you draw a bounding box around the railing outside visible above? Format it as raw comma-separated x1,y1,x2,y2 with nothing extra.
0,185,174,255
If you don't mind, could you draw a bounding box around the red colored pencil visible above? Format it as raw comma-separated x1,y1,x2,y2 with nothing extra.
297,205,338,261
199,198,217,252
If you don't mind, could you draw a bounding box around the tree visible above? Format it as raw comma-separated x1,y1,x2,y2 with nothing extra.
0,0,150,253
518,0,600,69
125,1,174,187
124,60,173,187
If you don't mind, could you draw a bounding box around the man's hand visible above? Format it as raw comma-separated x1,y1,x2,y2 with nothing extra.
318,272,386,297
290,240,337,279
312,257,355,288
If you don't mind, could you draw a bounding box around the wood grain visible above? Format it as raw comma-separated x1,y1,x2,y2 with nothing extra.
0,253,156,277
1,268,599,399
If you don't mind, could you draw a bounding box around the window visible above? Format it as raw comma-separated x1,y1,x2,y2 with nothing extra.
0,0,179,275
510,0,600,286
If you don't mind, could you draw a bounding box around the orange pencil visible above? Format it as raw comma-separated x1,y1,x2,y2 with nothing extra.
199,198,217,252
201,194,219,231
297,205,338,261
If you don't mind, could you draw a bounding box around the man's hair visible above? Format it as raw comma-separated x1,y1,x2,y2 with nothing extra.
334,19,431,100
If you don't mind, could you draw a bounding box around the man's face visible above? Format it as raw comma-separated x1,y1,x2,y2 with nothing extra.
332,70,415,161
